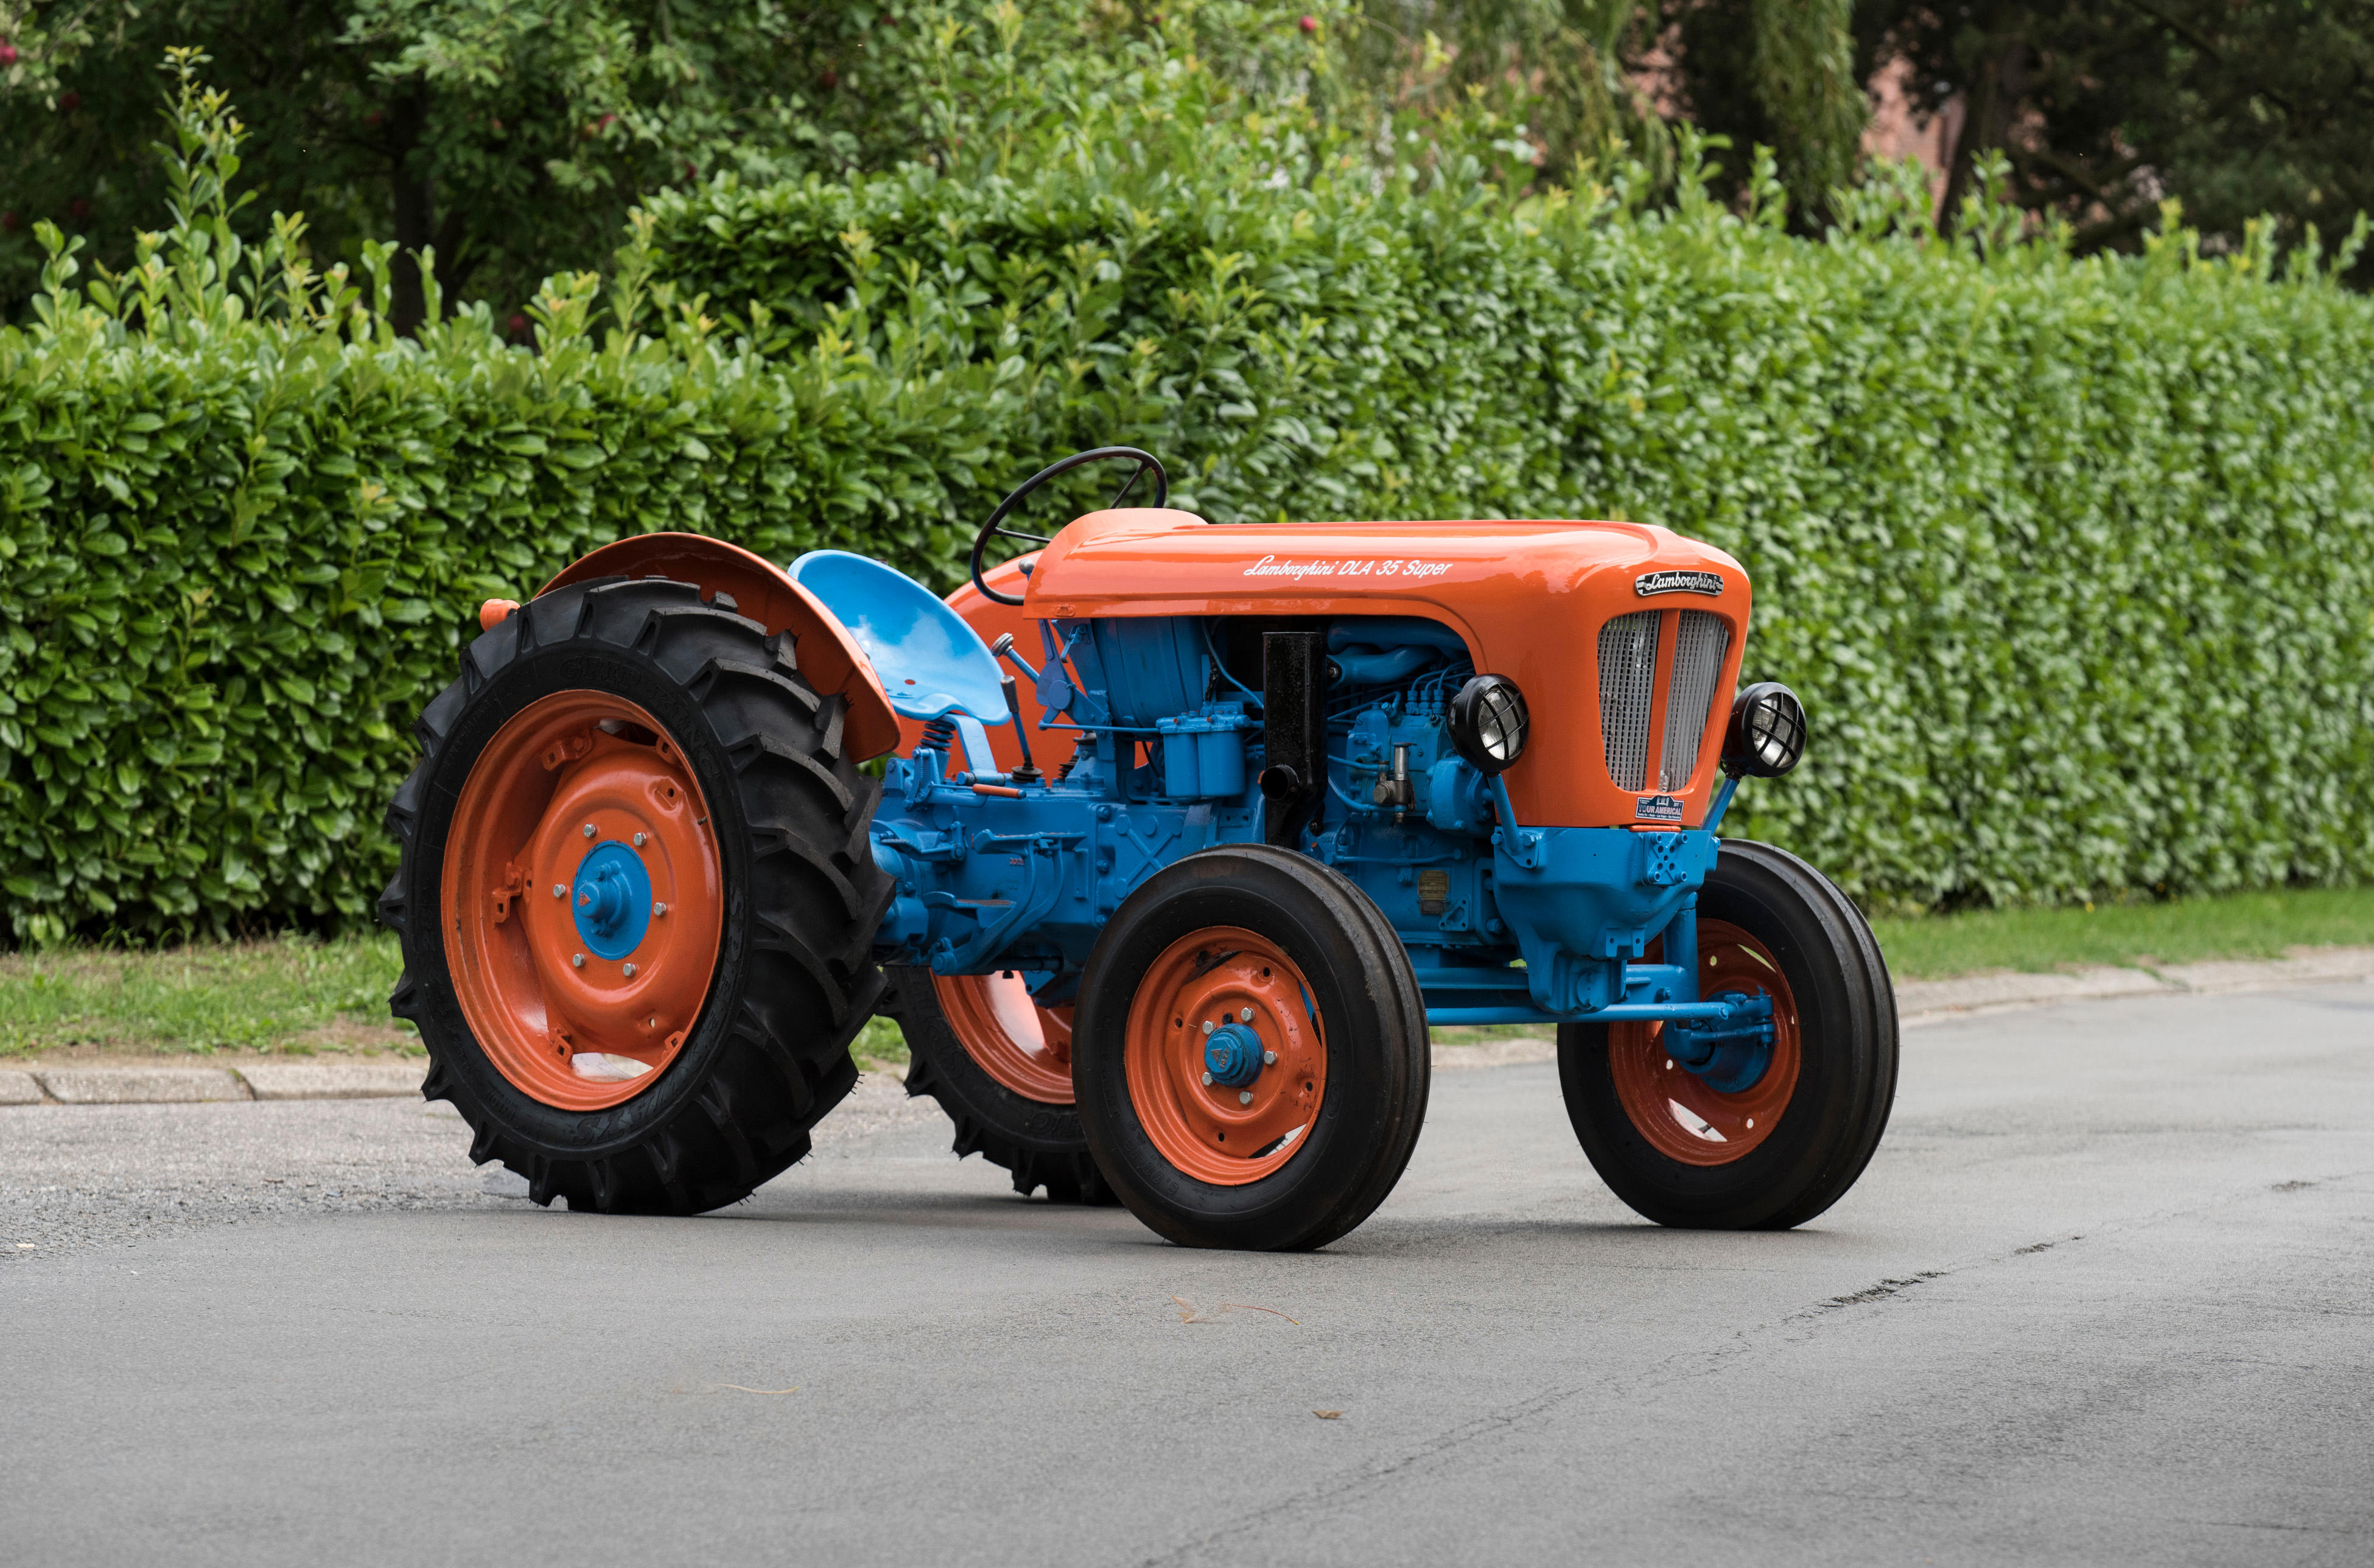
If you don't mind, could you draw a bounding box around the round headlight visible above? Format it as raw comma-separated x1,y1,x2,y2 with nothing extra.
1723,682,1807,778
1448,675,1530,775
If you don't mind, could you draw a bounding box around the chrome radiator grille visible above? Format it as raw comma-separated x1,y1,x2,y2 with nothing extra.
1660,610,1731,790
1597,612,1660,791
1598,608,1733,794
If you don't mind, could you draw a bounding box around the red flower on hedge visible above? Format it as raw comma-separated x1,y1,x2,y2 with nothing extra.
57,89,81,113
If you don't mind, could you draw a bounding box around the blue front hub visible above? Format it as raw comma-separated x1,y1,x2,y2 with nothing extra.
1203,1022,1266,1088
1662,990,1777,1093
573,841,653,961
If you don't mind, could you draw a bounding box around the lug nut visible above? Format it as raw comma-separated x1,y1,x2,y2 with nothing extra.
1264,1050,1277,1065
1202,1072,1214,1086
552,884,565,898
582,823,595,838
634,832,647,847
1201,1020,1214,1035
653,901,667,917
623,962,637,978
1238,1091,1253,1105
1240,1008,1253,1022
572,953,584,968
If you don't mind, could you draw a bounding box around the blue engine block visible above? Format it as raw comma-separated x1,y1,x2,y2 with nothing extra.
866,611,1754,1032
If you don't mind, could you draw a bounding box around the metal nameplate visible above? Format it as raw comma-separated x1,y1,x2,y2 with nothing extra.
1633,793,1686,823
1633,570,1723,598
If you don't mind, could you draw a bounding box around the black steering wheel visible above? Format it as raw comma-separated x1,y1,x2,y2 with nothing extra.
970,446,1168,607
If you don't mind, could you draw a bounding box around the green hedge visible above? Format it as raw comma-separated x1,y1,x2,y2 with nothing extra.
0,79,1010,943
4,71,2373,943
0,273,998,942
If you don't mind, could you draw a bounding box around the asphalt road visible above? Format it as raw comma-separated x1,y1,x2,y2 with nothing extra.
5,985,2370,1568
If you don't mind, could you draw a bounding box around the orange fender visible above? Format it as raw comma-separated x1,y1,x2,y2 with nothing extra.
533,534,903,763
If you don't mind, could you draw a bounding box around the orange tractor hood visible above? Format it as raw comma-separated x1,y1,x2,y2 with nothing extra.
1022,509,1753,830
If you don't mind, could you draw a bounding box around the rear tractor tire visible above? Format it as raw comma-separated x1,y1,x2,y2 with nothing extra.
1558,838,1896,1230
884,966,1115,1204
380,575,892,1214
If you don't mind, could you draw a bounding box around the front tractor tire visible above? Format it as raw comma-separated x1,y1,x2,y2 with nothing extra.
1073,845,1430,1251
380,576,892,1214
1558,838,1897,1230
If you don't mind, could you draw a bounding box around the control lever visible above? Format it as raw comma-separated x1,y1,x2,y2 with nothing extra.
989,636,1042,783
989,632,1042,683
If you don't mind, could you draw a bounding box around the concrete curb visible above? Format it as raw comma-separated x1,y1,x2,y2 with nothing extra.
4,948,2369,1104
36,1066,253,1104
234,1062,427,1101
2,1062,432,1107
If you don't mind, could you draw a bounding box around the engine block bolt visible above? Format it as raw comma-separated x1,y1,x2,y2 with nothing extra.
1238,1091,1254,1105
581,823,595,838
572,953,584,968
623,963,637,978
633,832,647,847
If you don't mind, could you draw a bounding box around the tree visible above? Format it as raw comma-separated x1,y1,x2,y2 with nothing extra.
1345,1,1868,220
0,1,1338,327
1661,0,1867,217
1347,1,1673,184
1853,1,2374,275
1,0,901,326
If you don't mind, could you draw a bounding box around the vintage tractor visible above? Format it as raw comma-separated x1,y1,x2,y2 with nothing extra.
382,447,1896,1249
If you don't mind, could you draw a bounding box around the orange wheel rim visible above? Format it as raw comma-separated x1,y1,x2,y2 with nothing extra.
931,971,1075,1104
439,691,724,1111
1609,920,1800,1166
1122,928,1326,1186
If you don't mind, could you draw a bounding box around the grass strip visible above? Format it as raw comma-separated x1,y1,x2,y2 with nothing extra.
0,932,418,1057
1869,886,2374,979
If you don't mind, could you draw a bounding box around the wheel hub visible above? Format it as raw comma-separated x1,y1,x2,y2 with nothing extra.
1662,989,1775,1093
572,841,653,957
1202,1019,1266,1088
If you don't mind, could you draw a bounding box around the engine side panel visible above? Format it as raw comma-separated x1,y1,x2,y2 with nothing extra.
1020,509,1751,830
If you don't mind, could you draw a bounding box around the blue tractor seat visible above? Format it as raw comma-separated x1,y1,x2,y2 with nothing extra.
788,551,1012,743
